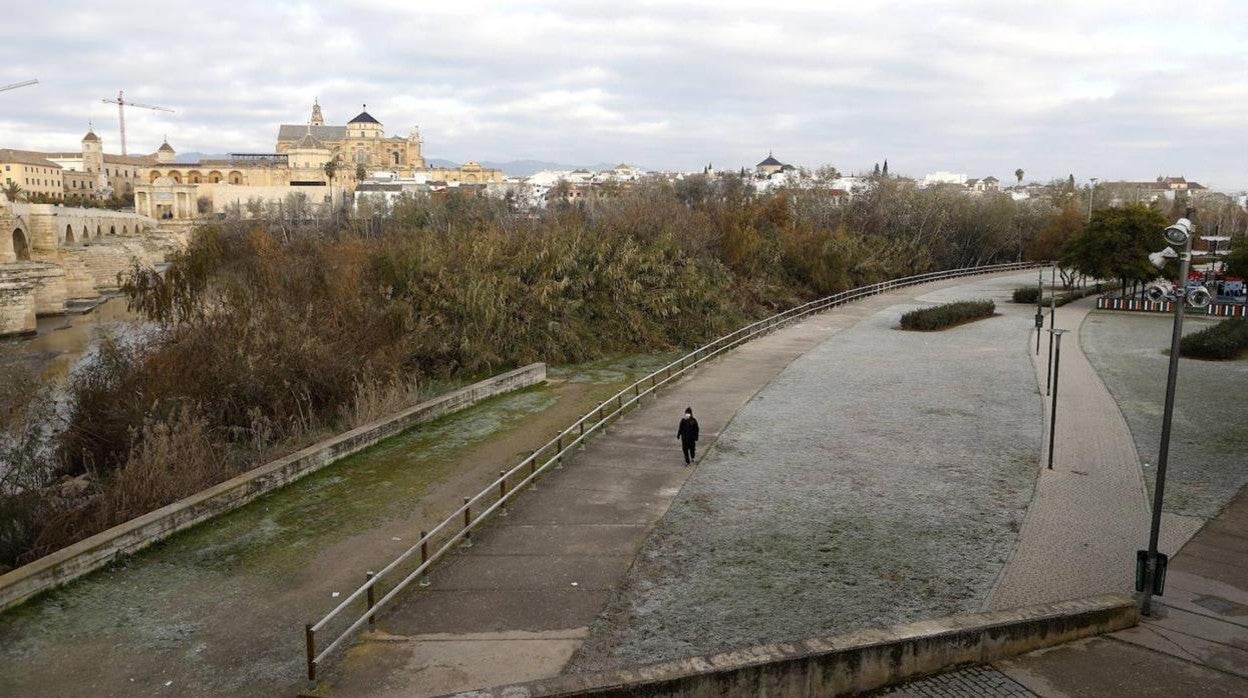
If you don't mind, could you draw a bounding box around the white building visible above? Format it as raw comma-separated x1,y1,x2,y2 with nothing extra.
922,171,968,187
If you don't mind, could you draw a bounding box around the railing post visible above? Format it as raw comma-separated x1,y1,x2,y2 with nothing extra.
461,498,473,547
305,623,317,681
365,571,376,629
556,435,564,468
419,531,431,587
498,471,508,516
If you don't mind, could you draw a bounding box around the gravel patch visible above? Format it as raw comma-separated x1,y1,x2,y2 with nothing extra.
1081,311,1248,519
571,274,1043,671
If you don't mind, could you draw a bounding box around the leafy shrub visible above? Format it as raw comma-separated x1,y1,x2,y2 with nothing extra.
1180,319,1248,360
1012,287,1041,303
900,300,996,331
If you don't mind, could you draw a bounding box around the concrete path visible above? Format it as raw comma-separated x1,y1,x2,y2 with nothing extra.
987,297,1202,610
318,272,1030,697
995,479,1248,695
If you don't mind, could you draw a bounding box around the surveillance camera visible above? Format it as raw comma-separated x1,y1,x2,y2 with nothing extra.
1163,218,1193,247
1148,247,1178,269
1145,282,1173,302
1188,286,1212,309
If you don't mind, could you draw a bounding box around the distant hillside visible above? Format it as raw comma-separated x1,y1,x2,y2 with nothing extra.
429,158,635,177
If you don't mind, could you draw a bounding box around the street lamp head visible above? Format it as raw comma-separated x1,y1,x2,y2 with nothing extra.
1163,218,1193,247
1149,247,1178,270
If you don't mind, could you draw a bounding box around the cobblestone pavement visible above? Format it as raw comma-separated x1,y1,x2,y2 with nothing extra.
987,298,1203,610
878,666,1035,697
572,272,1045,670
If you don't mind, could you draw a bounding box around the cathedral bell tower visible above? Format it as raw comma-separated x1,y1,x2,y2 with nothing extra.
310,98,324,126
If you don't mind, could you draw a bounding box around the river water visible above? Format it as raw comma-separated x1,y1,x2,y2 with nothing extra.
5,297,144,382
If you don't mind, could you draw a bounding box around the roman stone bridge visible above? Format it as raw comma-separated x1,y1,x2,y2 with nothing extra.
0,199,191,337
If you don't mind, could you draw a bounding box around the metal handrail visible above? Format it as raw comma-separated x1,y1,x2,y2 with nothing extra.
302,260,1046,680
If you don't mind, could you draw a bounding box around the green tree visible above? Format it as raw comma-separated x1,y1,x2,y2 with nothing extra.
882,159,889,176
1014,168,1024,186
323,160,338,183
2,182,24,202
1227,235,1248,277
1062,204,1167,296
355,163,367,182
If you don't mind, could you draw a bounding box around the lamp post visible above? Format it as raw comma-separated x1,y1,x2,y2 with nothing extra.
1087,178,1098,223
1035,268,1044,355
1140,214,1195,617
1046,328,1067,470
1046,266,1056,395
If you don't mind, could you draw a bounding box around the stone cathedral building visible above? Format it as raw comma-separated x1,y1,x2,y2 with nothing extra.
275,100,426,174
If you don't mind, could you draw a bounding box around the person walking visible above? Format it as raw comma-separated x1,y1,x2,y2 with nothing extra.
677,407,699,466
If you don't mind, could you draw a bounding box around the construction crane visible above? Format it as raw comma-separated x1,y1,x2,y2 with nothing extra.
0,79,38,93
101,90,174,155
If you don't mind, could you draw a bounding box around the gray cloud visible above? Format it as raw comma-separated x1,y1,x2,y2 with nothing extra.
2,1,1245,188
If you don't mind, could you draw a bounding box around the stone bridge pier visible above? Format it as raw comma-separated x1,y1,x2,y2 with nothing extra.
1,200,190,337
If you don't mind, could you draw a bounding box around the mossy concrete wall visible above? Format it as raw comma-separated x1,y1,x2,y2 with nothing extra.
449,594,1137,698
0,363,546,614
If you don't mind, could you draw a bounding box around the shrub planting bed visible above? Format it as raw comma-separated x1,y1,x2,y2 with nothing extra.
1180,318,1248,360
1012,287,1040,304
900,300,995,331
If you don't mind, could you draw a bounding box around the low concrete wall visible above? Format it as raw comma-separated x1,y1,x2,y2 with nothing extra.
451,594,1137,697
0,363,546,614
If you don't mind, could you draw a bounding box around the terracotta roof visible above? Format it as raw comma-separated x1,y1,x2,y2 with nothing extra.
277,124,347,141
0,149,62,168
294,131,325,149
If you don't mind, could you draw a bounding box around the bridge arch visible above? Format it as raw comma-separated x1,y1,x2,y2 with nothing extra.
12,228,30,261
109,225,116,236
96,225,103,239
82,225,89,243
122,225,129,235
64,224,76,245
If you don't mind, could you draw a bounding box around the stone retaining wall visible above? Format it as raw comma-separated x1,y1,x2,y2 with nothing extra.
450,594,1137,698
0,280,36,337
0,362,546,613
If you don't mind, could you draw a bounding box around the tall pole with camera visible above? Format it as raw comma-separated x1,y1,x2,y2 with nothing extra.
1139,213,1198,616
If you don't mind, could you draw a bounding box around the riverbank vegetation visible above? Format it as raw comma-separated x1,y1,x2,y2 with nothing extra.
0,173,1077,569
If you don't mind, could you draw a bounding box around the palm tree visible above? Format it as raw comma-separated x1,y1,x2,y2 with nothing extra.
1,182,23,202
1014,168,1024,187
323,160,338,184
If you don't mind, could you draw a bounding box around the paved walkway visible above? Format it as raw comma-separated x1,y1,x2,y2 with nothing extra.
317,273,1030,697
995,478,1248,695
987,297,1202,610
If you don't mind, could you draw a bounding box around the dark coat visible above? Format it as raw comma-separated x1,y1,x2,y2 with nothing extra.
677,416,700,445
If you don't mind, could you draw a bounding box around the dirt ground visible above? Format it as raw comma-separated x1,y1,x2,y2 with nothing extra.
0,353,673,697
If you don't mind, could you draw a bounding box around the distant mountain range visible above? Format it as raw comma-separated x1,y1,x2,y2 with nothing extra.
176,153,634,177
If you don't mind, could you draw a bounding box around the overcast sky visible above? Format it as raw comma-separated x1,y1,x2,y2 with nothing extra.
1,1,1245,188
